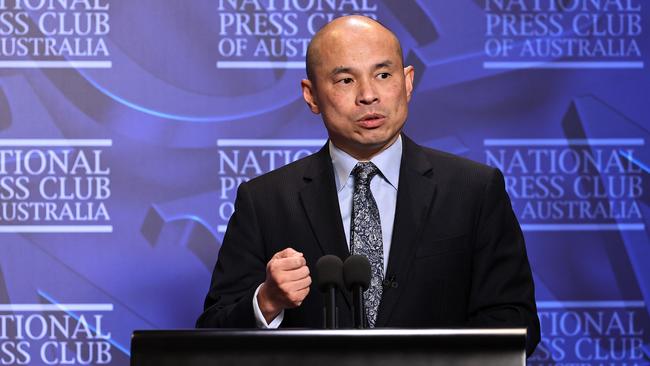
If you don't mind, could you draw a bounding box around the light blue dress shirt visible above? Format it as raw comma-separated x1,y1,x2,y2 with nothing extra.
329,136,402,274
254,136,403,328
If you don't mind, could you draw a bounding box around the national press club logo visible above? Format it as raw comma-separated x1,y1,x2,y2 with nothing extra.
0,0,111,69
0,139,113,233
484,138,644,231
483,0,644,69
216,139,323,233
484,136,648,365
215,0,379,69
0,302,114,365
530,303,648,365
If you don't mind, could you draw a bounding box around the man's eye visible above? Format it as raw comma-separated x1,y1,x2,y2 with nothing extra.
338,78,354,84
378,73,391,79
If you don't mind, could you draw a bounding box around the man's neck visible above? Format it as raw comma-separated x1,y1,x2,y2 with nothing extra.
330,134,402,161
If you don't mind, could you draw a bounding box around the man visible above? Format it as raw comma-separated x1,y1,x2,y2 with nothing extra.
197,15,540,355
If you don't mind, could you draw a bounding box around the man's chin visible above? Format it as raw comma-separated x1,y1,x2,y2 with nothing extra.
360,131,400,148
350,137,399,159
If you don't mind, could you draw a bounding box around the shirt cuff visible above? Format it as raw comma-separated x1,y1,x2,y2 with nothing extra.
253,283,284,328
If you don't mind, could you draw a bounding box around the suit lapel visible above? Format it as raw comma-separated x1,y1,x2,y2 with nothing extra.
375,135,437,327
298,145,352,306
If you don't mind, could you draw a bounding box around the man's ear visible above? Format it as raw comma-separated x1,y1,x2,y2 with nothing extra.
403,65,415,102
301,79,320,114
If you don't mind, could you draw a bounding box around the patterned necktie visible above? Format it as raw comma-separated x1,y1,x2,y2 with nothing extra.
350,162,384,328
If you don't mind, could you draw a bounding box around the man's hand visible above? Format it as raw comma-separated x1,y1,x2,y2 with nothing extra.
257,248,312,324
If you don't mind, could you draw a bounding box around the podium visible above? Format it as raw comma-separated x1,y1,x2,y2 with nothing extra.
131,328,526,366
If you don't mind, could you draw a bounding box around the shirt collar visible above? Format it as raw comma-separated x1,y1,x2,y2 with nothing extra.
329,135,402,192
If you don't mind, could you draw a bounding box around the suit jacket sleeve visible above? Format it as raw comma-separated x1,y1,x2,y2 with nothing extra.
466,168,541,356
196,181,267,328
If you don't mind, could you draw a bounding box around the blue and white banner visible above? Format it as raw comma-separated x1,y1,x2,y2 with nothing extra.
0,1,648,364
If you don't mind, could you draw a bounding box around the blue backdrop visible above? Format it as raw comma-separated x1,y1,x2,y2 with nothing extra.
0,1,648,365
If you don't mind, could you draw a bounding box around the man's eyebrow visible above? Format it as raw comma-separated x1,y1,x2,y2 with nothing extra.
330,66,353,76
375,60,393,69
329,60,394,77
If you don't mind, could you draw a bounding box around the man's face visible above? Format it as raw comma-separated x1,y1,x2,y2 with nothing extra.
302,22,414,160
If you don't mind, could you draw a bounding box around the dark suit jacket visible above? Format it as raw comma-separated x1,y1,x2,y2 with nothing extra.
197,135,540,355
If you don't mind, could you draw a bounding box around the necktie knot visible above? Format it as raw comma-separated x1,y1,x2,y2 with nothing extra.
352,162,379,187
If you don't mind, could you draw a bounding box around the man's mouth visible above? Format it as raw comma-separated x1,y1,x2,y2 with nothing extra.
357,113,386,128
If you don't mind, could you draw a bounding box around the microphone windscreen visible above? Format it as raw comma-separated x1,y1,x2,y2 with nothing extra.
315,255,344,292
343,255,371,290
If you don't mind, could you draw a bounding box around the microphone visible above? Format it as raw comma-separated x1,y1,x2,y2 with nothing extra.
316,255,344,329
342,255,371,329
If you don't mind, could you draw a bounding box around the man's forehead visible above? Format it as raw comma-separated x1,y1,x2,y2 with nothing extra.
318,27,399,56
317,37,402,69
329,60,395,75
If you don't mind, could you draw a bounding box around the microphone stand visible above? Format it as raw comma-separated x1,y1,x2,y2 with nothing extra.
352,286,364,329
324,285,338,329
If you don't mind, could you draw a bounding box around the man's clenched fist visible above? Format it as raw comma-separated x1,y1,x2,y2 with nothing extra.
257,248,312,323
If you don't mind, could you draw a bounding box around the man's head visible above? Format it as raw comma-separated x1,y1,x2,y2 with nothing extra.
301,15,415,160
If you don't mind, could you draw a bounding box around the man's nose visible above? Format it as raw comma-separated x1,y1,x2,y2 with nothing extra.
356,79,379,105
